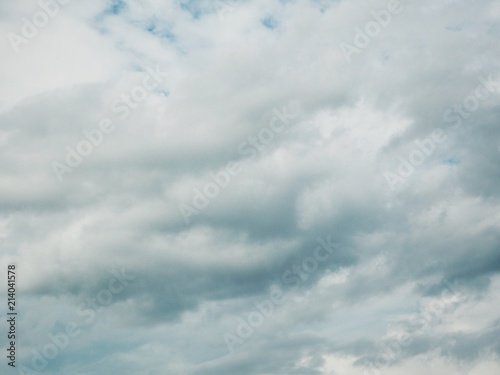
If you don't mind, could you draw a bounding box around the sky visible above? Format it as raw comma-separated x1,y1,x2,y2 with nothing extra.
0,0,500,374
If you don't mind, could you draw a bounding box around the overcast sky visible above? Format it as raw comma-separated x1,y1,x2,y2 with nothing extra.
1,0,500,374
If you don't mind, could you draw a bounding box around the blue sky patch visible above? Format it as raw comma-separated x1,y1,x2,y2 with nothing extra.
261,16,278,30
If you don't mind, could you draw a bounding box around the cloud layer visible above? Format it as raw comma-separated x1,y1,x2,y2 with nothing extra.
1,0,499,374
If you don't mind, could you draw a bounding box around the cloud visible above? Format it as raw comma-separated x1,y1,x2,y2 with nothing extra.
0,0,499,374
